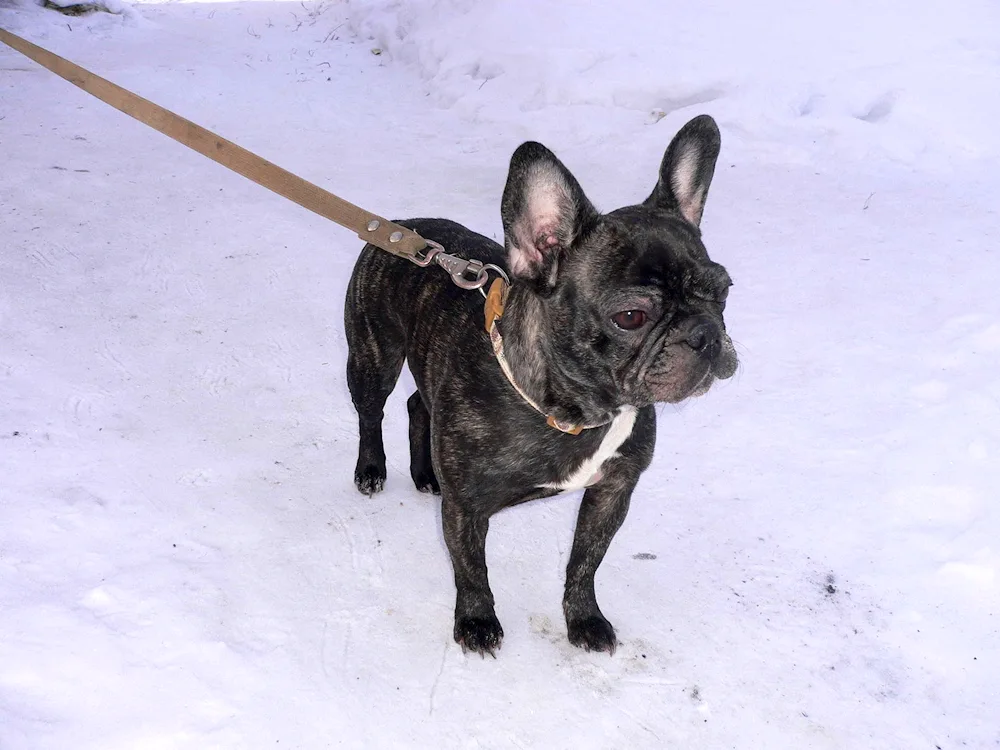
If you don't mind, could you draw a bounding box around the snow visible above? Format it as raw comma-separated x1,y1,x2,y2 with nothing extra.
1,0,998,747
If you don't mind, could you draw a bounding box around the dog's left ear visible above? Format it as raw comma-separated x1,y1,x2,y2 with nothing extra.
501,142,597,289
644,114,721,227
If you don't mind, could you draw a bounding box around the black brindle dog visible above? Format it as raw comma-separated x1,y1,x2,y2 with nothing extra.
344,115,737,656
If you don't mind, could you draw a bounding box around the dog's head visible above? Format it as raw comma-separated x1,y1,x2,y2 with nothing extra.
500,115,737,414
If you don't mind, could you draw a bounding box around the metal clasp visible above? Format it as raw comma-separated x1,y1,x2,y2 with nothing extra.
436,253,487,290
409,241,442,268
408,240,491,291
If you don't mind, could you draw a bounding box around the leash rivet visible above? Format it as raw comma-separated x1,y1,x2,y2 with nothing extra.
389,231,403,243
367,219,380,232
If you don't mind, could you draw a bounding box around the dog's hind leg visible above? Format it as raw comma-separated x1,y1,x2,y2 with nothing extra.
345,285,406,496
407,391,439,494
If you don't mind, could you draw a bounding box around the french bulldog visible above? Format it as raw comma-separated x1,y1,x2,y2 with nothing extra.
344,114,737,656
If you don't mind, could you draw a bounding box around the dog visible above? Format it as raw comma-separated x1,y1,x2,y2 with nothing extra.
344,114,737,656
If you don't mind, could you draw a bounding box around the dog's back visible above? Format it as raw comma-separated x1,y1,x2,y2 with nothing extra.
343,218,505,494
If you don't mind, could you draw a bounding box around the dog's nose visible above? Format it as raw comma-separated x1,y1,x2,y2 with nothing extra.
685,319,721,352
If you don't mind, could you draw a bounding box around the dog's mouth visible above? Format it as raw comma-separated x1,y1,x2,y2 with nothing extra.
635,331,737,405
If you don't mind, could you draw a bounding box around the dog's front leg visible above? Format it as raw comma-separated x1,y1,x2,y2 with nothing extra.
563,479,636,654
441,496,503,656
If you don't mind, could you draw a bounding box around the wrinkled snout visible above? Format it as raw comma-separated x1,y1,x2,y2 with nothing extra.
641,314,738,404
679,315,738,381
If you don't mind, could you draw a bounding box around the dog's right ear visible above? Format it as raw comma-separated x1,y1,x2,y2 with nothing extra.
644,114,721,227
501,142,597,289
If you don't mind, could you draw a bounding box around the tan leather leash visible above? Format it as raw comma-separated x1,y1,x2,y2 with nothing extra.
0,26,431,259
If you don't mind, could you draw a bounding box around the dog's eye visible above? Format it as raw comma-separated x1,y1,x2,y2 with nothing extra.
612,310,647,330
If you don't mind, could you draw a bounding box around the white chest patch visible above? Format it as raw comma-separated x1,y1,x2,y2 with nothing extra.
543,406,638,492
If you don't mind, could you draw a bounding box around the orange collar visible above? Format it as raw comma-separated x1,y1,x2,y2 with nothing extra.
483,279,585,435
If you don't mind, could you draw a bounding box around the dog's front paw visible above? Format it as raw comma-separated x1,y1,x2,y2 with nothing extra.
454,615,504,657
354,464,386,496
568,615,617,655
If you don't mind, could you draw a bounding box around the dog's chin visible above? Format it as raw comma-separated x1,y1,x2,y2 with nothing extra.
660,371,713,403
638,361,712,405
686,372,714,398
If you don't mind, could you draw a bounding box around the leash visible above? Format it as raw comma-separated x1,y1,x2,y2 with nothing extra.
1,27,591,433
0,26,486,289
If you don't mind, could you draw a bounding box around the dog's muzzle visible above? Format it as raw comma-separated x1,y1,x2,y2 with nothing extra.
680,315,737,379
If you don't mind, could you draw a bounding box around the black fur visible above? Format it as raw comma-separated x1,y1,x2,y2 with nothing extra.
344,115,737,656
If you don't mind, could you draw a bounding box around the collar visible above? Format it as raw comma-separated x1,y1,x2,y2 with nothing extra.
484,278,600,435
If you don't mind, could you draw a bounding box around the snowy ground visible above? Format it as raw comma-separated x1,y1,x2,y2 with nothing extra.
1,0,998,747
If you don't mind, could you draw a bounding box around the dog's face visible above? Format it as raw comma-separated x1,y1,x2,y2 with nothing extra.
500,115,737,413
